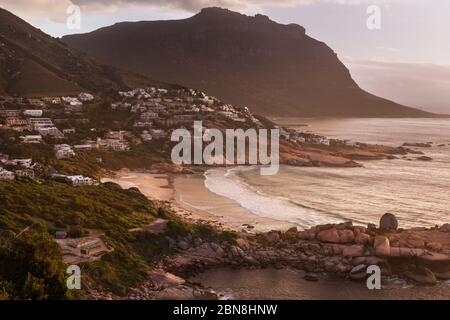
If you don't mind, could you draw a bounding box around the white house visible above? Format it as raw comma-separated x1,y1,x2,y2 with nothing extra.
78,93,94,102
55,144,76,159
141,131,153,142
0,169,15,181
67,175,95,186
38,127,64,138
14,158,32,168
23,110,43,117
20,135,43,144
150,129,167,140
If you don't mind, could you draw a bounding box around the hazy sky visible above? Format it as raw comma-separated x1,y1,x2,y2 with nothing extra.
1,0,449,112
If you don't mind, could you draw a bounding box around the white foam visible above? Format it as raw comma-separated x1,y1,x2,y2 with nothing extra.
203,167,343,228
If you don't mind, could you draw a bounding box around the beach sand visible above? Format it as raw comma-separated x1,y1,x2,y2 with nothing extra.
101,170,174,202
172,173,296,232
102,170,295,233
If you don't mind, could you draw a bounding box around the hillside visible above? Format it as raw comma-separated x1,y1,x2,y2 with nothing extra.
62,7,433,117
0,8,161,97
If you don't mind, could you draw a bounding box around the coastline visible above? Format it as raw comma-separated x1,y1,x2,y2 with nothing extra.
103,168,297,233
99,169,450,300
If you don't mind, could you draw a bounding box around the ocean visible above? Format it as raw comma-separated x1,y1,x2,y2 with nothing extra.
203,118,450,229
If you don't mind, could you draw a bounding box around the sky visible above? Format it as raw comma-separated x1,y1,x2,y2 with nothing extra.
1,0,449,113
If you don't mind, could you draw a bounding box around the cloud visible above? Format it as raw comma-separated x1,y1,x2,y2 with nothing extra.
0,0,392,23
345,59,450,113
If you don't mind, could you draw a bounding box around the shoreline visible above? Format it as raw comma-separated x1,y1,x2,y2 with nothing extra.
98,169,450,300
103,168,297,233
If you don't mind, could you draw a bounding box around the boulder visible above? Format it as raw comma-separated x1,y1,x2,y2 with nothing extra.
298,229,316,241
355,233,371,245
404,266,437,285
149,272,186,289
177,241,190,250
349,264,367,280
374,236,390,256
265,231,281,243
440,224,450,232
235,238,250,249
342,245,365,257
317,228,340,243
379,213,398,230
426,242,443,252
286,227,299,234
303,274,319,282
407,238,425,248
434,271,450,280
338,229,355,243
351,256,385,266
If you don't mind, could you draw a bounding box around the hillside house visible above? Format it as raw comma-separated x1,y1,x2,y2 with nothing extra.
20,135,43,144
38,127,64,138
55,144,76,159
15,169,35,178
78,93,94,102
14,158,32,168
66,175,95,186
27,99,45,107
0,110,20,117
0,169,15,181
28,118,54,130
5,117,28,127
23,109,43,117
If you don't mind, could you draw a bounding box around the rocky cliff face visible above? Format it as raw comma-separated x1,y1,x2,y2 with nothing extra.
62,7,432,117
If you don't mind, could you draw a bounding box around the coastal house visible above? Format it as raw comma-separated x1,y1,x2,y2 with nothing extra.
62,128,76,134
0,169,15,181
77,239,108,256
105,131,126,140
14,169,35,179
97,138,129,151
133,121,153,128
14,158,32,168
5,117,29,127
149,129,167,140
28,118,54,130
141,131,153,142
55,231,68,239
23,109,43,117
73,144,93,151
27,99,45,107
38,127,64,138
66,175,95,186
42,97,62,105
78,93,94,102
140,112,159,121
55,144,76,159
0,110,20,117
20,135,43,144
111,102,131,110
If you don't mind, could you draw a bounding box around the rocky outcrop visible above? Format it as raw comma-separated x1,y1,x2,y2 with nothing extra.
157,216,450,290
92,214,450,300
379,213,398,230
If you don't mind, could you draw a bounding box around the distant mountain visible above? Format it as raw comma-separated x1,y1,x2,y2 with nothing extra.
0,8,160,97
62,7,433,117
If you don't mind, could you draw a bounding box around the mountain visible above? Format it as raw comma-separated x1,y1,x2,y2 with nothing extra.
62,7,433,117
0,8,160,97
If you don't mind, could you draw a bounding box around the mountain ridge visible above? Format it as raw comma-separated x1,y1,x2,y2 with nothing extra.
0,7,163,97
62,7,434,118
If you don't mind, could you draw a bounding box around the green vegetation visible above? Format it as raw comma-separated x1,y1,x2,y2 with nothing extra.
0,180,237,298
0,232,70,300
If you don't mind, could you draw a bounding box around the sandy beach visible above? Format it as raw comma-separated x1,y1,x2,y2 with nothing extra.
102,170,296,233
101,170,174,202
